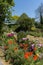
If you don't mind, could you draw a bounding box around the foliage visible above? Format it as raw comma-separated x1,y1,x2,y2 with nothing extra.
12,15,19,21
1,32,43,65
35,3,43,24
0,0,15,34
31,24,36,31
17,31,26,43
28,31,42,37
16,13,35,31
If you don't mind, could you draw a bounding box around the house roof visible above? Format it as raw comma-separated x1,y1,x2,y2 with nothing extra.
4,20,17,25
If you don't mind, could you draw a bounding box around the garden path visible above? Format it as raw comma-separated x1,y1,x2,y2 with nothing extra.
0,60,3,65
27,35,43,43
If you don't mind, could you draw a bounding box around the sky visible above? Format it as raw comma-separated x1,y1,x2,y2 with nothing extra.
12,0,43,18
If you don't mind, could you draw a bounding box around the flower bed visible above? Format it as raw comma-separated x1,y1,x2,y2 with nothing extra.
1,32,43,65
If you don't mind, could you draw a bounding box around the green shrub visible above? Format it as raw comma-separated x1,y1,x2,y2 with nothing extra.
1,32,43,65
28,31,42,37
17,31,27,42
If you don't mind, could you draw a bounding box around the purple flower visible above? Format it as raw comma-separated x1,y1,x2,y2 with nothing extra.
7,33,14,37
30,44,35,51
31,44,35,49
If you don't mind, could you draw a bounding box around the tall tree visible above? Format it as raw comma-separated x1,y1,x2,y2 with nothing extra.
36,3,43,24
16,13,35,31
0,0,15,34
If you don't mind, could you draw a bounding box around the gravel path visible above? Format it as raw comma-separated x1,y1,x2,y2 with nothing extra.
27,35,43,43
0,59,3,65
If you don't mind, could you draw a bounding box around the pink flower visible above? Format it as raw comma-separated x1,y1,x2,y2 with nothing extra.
36,43,43,48
7,33,14,37
22,38,28,40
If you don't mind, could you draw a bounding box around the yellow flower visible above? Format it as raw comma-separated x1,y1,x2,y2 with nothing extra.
36,54,39,57
31,27,36,31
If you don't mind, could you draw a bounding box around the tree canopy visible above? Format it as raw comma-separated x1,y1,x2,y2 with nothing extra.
36,3,43,24
12,15,19,21
16,13,35,31
0,0,15,34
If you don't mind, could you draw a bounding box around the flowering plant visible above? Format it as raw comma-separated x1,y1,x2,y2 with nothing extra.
2,32,43,65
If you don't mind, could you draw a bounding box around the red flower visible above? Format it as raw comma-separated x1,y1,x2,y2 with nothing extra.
29,52,33,56
23,47,28,50
4,46,8,50
34,47,37,51
33,55,38,61
24,52,33,59
14,47,18,51
23,44,28,47
24,54,29,59
8,40,13,44
20,43,24,47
